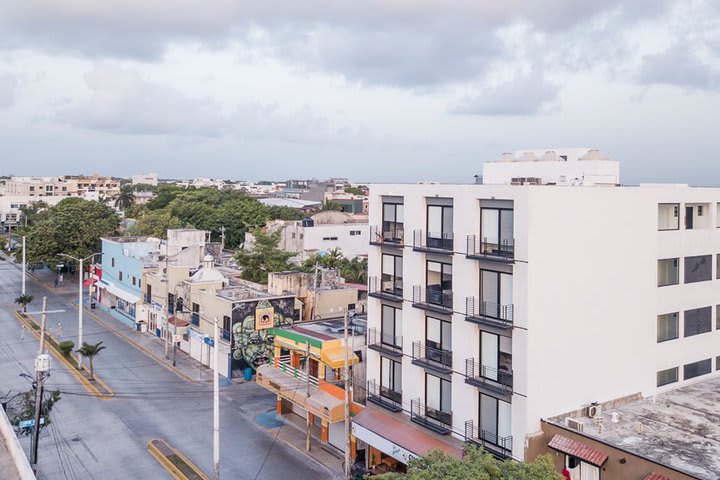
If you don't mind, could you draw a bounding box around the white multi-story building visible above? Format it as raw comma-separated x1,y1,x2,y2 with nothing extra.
131,173,158,186
1,175,120,199
355,148,720,472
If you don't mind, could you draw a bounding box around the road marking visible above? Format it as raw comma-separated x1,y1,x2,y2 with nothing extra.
147,439,209,480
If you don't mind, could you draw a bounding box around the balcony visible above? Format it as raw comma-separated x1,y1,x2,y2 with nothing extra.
191,312,200,327
222,329,231,341
464,420,513,460
369,224,405,247
367,328,403,359
413,230,454,254
144,293,152,304
366,379,402,412
411,341,453,375
413,286,453,314
368,276,403,302
466,235,514,262
411,398,452,435
464,359,513,401
465,298,513,331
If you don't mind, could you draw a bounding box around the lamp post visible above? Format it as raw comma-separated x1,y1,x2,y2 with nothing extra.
57,253,101,368
7,232,28,296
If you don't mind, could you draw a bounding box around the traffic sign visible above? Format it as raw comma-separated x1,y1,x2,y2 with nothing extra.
204,337,215,347
172,335,182,343
19,418,44,428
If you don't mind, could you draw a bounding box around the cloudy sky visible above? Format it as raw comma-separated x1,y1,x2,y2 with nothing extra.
0,0,718,184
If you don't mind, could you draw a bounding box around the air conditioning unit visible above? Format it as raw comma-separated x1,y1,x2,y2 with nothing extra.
565,417,584,432
588,404,601,418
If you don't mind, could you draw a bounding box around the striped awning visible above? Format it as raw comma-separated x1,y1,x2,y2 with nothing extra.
547,434,608,467
644,474,674,480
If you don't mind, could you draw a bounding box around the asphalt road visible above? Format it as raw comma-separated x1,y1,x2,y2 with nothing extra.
0,259,336,480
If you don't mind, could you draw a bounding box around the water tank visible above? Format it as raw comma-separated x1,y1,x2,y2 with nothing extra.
301,217,315,228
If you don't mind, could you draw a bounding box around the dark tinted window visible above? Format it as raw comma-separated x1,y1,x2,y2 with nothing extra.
684,307,712,337
684,359,711,380
684,255,712,283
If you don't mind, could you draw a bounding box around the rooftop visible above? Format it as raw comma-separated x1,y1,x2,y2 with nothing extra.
547,376,720,479
259,198,322,209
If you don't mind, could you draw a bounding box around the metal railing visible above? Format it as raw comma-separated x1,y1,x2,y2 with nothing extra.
466,235,514,260
464,420,513,456
369,224,405,245
411,398,453,429
465,298,513,324
367,327,402,353
412,341,452,369
464,359,513,393
272,355,320,387
367,379,402,407
413,285,453,310
368,276,403,299
413,230,454,252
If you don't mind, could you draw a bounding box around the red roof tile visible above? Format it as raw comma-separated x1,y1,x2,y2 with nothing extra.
547,434,608,467
644,474,674,480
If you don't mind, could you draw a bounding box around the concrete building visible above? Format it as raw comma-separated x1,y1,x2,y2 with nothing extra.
246,211,369,262
2,175,120,199
131,173,158,186
356,148,720,477
268,271,361,321
0,196,64,231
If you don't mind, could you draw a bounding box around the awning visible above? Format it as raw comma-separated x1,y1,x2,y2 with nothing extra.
83,277,96,287
547,434,608,467
351,407,463,465
104,282,141,304
321,346,360,369
644,474,674,480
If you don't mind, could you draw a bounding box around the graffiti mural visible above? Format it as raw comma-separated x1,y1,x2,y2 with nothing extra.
230,297,294,372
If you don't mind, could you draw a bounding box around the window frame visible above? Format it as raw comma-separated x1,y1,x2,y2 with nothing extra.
657,258,679,287
657,312,679,342
684,306,712,337
657,203,680,231
684,255,712,284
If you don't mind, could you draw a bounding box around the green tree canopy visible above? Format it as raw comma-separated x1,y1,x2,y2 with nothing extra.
17,198,119,264
379,448,563,480
234,229,295,284
300,248,367,284
128,210,184,238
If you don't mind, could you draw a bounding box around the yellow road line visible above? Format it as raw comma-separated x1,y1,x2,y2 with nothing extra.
147,439,209,480
79,306,195,383
14,312,114,400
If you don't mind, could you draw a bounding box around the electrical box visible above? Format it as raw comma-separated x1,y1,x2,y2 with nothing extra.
35,354,51,372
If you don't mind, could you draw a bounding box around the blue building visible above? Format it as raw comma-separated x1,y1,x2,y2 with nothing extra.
97,237,159,326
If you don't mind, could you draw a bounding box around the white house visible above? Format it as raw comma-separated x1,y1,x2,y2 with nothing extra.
356,148,720,473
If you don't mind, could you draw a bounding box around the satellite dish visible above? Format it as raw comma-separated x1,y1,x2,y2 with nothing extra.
318,250,328,258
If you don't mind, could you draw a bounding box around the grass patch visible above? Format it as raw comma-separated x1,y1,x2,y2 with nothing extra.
167,454,205,480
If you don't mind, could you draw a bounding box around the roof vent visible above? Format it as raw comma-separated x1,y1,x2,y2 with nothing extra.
541,150,557,162
498,153,515,163
579,149,609,161
516,152,537,162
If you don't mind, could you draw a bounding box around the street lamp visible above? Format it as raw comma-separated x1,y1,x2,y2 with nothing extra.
57,252,102,369
7,232,30,296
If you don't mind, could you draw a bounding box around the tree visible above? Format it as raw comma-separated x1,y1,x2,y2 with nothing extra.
344,186,366,196
235,229,295,283
342,256,368,284
77,341,106,380
17,198,119,265
129,210,184,238
300,249,367,284
114,185,136,211
14,294,34,313
378,447,563,480
321,199,342,211
4,388,61,435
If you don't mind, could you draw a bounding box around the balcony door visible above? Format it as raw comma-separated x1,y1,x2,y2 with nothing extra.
381,254,403,295
480,331,512,382
481,208,513,248
427,205,453,248
480,270,512,319
427,261,452,306
381,305,402,347
479,393,511,446
382,203,404,241
380,356,402,402
426,316,451,365
426,373,452,424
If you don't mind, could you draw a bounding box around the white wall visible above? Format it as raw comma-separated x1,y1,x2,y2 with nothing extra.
301,223,369,259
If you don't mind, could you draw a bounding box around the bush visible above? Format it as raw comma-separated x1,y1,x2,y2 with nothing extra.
58,340,75,357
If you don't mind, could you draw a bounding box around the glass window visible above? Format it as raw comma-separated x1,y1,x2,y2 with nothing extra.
657,312,679,342
657,258,679,286
480,270,513,318
657,367,678,387
479,394,511,444
381,357,402,395
684,255,711,283
381,305,402,346
382,203,404,242
426,373,451,415
684,306,712,337
481,207,514,246
426,316,451,352
381,254,403,295
684,359,711,380
658,204,679,230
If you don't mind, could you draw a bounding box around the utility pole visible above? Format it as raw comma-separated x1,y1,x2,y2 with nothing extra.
213,317,220,480
164,253,170,359
219,226,226,251
77,257,83,367
343,307,351,479
31,296,50,476
305,341,311,452
172,316,178,367
21,235,26,296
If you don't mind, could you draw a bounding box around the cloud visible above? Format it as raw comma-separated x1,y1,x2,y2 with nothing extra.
451,72,560,115
0,73,18,108
639,45,720,90
0,0,671,87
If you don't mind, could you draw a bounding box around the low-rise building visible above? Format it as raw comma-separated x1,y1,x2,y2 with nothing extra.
1,175,120,199
0,196,64,231
268,271,361,321
131,173,158,186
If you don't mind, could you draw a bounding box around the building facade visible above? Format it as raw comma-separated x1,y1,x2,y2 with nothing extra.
359,151,720,473
2,175,120,199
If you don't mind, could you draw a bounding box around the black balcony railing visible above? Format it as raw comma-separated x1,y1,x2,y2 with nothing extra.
411,398,452,435
465,297,513,328
464,420,513,458
222,330,231,341
464,359,513,397
413,285,453,312
191,312,200,327
367,379,403,412
368,276,403,301
370,224,405,246
412,341,452,374
367,328,403,355
413,230,454,253
466,235,514,261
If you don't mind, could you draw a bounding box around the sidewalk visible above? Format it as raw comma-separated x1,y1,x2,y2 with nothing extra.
254,410,345,476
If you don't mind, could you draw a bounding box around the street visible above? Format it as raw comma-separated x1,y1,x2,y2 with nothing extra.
0,259,336,480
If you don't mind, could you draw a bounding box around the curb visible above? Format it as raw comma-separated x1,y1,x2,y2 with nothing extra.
14,312,115,400
147,439,209,480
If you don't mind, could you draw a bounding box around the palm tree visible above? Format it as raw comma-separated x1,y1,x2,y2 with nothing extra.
14,294,34,313
114,185,136,212
320,199,342,212
77,341,106,380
